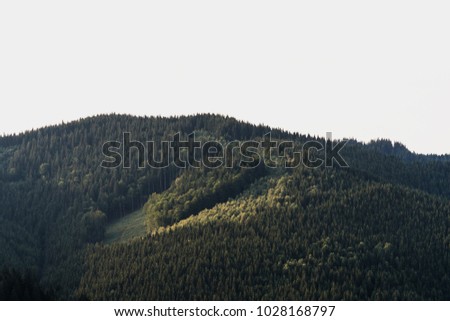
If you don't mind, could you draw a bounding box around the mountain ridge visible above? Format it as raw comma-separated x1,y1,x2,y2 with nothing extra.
0,113,448,300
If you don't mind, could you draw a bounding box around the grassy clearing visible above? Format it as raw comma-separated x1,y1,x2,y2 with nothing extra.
104,208,147,244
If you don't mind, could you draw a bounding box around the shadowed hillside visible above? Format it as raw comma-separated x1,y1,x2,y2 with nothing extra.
0,114,449,300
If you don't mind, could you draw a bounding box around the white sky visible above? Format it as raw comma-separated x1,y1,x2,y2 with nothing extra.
1,1,449,154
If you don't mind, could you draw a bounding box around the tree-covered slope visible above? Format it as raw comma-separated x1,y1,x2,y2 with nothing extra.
0,114,449,300
77,167,450,300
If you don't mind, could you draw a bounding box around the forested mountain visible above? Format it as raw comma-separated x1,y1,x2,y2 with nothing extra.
0,114,449,300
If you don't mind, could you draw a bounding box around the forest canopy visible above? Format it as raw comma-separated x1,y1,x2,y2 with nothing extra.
0,114,449,300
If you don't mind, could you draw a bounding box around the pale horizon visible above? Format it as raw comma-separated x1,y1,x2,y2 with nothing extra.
1,1,449,154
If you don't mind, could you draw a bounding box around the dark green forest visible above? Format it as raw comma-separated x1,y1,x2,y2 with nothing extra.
0,114,449,300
